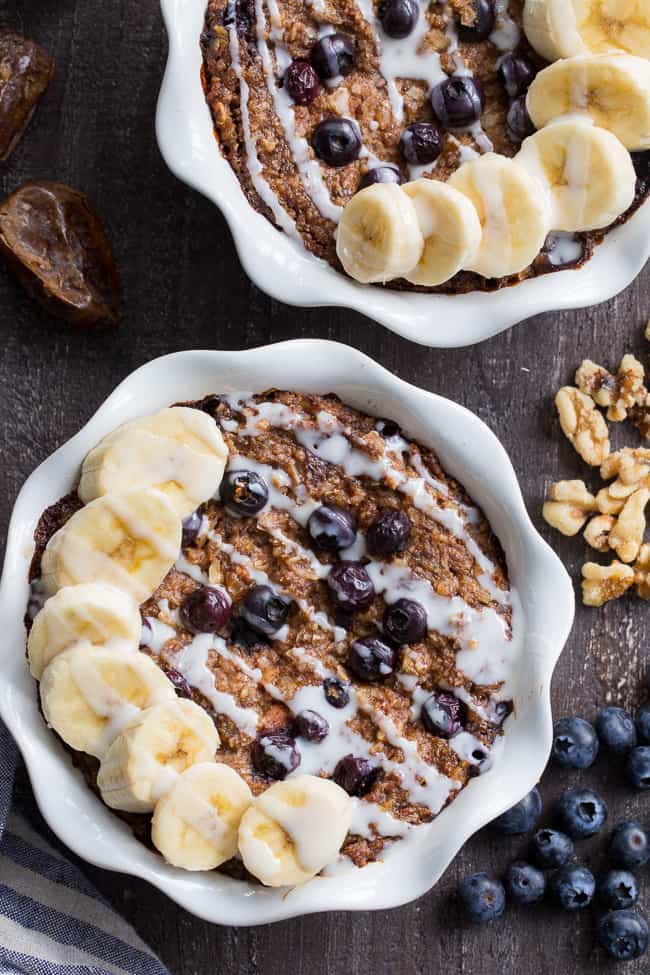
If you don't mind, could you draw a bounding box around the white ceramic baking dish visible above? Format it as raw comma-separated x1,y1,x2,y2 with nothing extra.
0,341,574,924
156,0,650,349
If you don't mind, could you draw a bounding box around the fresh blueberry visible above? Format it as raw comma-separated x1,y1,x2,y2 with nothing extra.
556,787,608,839
308,504,357,552
284,60,320,105
252,731,300,779
398,122,443,165
550,863,595,910
636,701,650,742
458,873,505,923
421,691,464,739
626,745,650,789
491,787,542,835
380,0,419,38
230,616,269,650
598,870,640,911
159,663,193,699
456,0,495,42
530,828,574,869
609,821,650,869
180,585,231,634
327,562,375,611
383,598,427,644
240,584,291,637
295,709,329,742
359,166,403,190
596,705,637,753
220,469,269,516
431,76,485,129
323,676,350,709
367,509,411,556
505,861,545,905
312,117,362,166
348,635,397,681
551,716,599,769
311,32,356,79
506,96,535,143
181,508,203,548
497,53,536,98
374,417,402,438
333,754,379,796
598,909,649,962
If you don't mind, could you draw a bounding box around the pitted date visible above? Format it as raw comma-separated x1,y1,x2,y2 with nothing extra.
0,31,54,161
0,182,121,325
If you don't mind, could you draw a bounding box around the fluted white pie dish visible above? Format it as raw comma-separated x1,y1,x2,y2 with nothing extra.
156,0,650,349
0,341,574,924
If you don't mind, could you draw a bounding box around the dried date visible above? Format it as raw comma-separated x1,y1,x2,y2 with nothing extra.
0,31,54,161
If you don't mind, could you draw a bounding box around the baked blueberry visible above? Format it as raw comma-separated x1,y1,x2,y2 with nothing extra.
431,76,485,129
530,828,574,869
497,53,536,98
549,863,595,910
180,585,231,634
240,585,291,637
458,873,505,923
380,0,419,38
160,663,193,700
284,60,320,105
348,635,397,681
220,469,269,516
505,861,545,905
636,701,650,741
609,821,650,868
323,676,351,709
491,787,542,835
312,117,362,166
598,910,649,962
252,732,300,779
231,617,269,650
374,417,402,438
308,504,357,552
555,787,608,839
398,122,443,165
456,0,495,42
359,166,403,189
327,562,375,611
598,870,639,911
295,709,329,743
506,96,535,143
596,705,637,753
626,745,650,789
551,716,599,769
367,509,411,555
333,754,379,796
311,33,356,79
421,691,463,739
181,508,203,548
383,598,427,644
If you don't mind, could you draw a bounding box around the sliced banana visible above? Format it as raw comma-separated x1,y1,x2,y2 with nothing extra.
79,407,228,518
526,54,650,150
517,118,636,231
400,179,482,287
151,762,252,870
336,183,424,284
40,643,176,759
447,154,551,278
97,699,219,813
238,774,351,887
28,582,141,680
524,0,650,61
40,488,182,602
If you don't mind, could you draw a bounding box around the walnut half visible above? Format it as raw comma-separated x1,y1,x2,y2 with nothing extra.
582,561,635,606
542,480,597,536
555,386,610,466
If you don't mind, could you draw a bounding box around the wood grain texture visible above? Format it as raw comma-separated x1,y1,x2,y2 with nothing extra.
1,1,650,971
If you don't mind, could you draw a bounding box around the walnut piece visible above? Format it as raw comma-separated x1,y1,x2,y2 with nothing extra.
635,543,650,599
575,359,618,408
583,514,615,552
543,480,597,536
645,319,650,342
555,387,610,466
607,354,647,422
608,487,650,563
582,560,635,606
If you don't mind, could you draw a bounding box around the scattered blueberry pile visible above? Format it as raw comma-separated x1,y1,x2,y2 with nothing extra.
459,704,650,961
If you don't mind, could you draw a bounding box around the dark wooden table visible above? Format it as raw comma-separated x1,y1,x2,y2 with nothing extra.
2,1,650,972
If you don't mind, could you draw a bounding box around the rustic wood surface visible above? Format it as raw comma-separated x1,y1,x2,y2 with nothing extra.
2,1,650,972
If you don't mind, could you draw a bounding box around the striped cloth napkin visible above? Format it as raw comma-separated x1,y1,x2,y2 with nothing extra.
0,721,169,975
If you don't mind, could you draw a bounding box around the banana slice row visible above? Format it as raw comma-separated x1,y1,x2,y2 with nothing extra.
524,0,650,63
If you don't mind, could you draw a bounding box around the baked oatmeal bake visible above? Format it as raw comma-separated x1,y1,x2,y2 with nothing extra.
200,0,650,291
26,393,517,884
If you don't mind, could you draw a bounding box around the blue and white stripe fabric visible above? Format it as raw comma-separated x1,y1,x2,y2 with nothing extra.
0,721,169,975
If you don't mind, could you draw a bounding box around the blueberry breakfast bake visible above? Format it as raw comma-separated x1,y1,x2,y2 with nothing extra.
25,394,517,884
200,0,650,291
